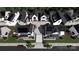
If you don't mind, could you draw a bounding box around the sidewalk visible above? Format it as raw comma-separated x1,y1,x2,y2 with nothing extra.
0,43,26,46
50,43,79,46
34,42,45,49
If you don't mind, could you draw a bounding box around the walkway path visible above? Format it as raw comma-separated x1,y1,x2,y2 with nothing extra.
32,21,50,48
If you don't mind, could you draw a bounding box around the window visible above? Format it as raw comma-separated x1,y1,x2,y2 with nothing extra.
72,32,75,35
5,32,8,35
33,17,36,20
43,17,45,19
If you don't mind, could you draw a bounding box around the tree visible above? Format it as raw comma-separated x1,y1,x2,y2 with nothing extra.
0,7,6,11
43,42,51,48
26,41,33,48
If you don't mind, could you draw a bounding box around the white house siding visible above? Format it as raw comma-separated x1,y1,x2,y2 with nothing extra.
0,18,4,21
53,19,62,25
5,11,11,19
18,21,27,25
4,12,20,26
69,26,78,36
32,15,38,21
0,27,11,37
0,22,6,26
59,31,65,36
41,15,47,21
12,12,20,22
5,21,17,26
65,18,79,26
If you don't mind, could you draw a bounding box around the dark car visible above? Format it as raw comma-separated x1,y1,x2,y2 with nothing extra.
66,45,72,48
16,45,26,48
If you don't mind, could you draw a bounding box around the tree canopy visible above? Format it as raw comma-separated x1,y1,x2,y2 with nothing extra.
0,7,76,13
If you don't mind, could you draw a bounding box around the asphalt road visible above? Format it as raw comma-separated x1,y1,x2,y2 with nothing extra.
0,46,79,51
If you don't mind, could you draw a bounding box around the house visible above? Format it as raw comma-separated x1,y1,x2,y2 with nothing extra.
12,12,20,22
40,24,59,40
50,11,61,22
0,11,8,26
40,12,49,21
65,9,74,17
41,23,65,39
41,15,48,21
58,11,73,24
57,26,65,36
31,14,38,21
53,11,61,22
28,11,43,21
0,27,11,37
4,12,20,26
18,12,27,22
6,12,15,21
65,13,79,26
53,19,62,25
4,11,20,22
5,11,11,20
50,11,62,25
18,12,28,25
69,25,79,37
52,26,65,37
25,12,29,22
15,24,34,37
30,12,49,22
0,11,5,21
49,11,54,23
64,9,79,26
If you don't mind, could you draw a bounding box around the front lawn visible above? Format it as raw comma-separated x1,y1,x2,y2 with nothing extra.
43,36,79,43
0,36,35,43
0,36,26,43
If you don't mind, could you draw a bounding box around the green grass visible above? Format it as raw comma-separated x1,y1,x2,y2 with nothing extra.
43,36,79,43
0,36,25,43
0,36,35,43
25,40,35,43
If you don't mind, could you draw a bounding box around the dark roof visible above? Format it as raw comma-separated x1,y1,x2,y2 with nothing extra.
50,11,61,22
17,25,31,33
28,13,33,19
58,11,72,23
28,12,49,21
53,27,59,33
56,25,65,31
41,12,49,17
53,12,61,20
18,27,29,33
58,11,67,23
42,24,59,33
18,12,26,22
29,12,38,18
64,13,72,21
73,9,79,18
0,11,5,18
46,25,53,31
74,25,79,33
0,13,2,18
73,12,79,18
42,23,65,33
7,13,15,21
1,11,5,17
49,11,55,23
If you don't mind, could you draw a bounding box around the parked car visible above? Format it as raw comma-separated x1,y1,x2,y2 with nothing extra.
16,45,26,48
66,45,72,48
